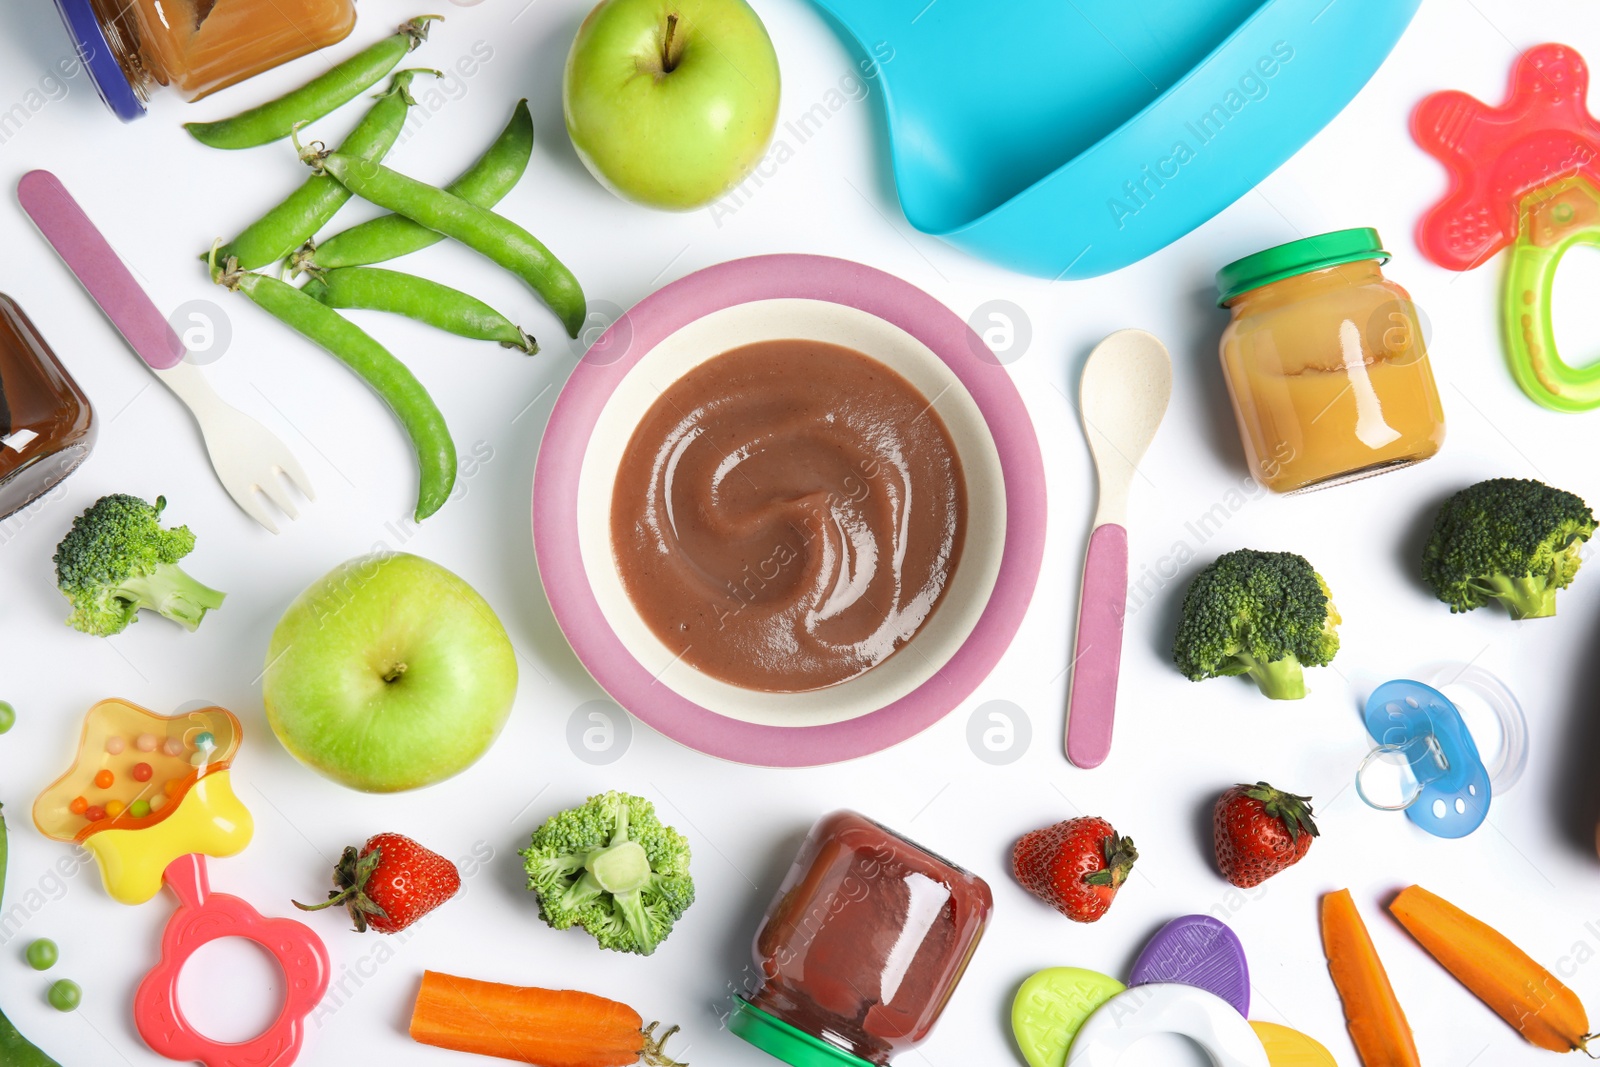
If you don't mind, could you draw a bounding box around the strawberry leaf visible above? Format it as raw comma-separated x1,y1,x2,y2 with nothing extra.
1244,782,1320,842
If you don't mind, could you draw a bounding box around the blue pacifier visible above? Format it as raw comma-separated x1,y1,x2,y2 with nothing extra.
1355,665,1528,840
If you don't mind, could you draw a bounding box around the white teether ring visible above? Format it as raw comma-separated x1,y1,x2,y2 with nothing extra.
1065,983,1270,1067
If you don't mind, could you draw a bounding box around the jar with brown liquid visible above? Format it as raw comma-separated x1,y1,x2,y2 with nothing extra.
0,295,95,522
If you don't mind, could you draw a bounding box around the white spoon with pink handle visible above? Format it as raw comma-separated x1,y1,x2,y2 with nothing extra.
1065,329,1172,769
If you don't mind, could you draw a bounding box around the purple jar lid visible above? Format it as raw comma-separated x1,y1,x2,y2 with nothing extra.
52,0,145,122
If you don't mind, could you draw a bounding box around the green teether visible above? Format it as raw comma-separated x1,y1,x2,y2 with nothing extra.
1504,176,1600,412
1011,967,1125,1067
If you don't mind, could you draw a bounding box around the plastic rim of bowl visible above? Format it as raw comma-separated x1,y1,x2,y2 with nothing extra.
531,254,1046,767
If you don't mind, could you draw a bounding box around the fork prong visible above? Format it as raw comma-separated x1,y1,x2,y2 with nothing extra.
258,472,301,521
276,450,316,503
221,480,281,535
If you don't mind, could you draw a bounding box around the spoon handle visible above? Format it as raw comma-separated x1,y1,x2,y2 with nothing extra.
1065,522,1128,768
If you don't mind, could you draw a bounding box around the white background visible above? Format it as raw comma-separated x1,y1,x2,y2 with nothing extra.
1,1,1598,1064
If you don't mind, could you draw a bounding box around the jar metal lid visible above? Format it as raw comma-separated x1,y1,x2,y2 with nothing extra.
730,998,874,1067
52,0,146,122
1215,227,1389,306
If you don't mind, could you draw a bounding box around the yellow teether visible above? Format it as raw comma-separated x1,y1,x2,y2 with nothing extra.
32,699,250,904
1251,1021,1337,1066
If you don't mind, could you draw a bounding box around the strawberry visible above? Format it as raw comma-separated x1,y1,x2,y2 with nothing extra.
1213,782,1319,888
294,833,460,934
1011,816,1137,923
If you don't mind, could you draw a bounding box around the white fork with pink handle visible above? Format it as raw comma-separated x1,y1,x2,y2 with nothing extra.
18,169,312,533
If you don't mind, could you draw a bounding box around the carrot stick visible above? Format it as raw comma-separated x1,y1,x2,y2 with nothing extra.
408,971,686,1067
1320,889,1421,1067
1390,885,1594,1053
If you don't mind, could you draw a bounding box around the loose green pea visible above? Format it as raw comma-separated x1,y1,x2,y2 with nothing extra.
47,980,80,1012
25,940,57,971
0,701,13,734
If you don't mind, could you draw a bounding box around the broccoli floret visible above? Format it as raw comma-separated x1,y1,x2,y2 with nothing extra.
1421,478,1596,620
52,494,225,636
1172,549,1340,700
519,791,693,956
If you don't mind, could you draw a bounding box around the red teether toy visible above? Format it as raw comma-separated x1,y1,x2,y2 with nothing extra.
1413,43,1600,412
134,854,329,1067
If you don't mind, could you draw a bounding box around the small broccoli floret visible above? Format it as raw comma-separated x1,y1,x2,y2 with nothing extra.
519,791,693,956
1421,478,1596,620
1172,549,1340,700
52,494,225,636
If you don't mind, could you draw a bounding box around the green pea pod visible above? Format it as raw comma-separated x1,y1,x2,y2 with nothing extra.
214,70,434,270
301,99,534,272
312,149,585,338
218,265,456,521
0,805,65,1067
185,17,440,150
303,267,537,354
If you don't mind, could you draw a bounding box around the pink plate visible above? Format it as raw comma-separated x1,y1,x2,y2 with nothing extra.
532,254,1045,766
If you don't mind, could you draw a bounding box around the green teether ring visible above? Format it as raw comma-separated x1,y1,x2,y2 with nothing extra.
1012,967,1125,1067
1504,176,1600,412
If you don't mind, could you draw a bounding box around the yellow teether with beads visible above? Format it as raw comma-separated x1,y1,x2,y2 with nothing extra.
33,699,250,902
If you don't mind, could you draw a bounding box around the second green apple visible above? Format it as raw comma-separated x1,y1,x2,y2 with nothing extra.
263,553,518,793
564,0,781,210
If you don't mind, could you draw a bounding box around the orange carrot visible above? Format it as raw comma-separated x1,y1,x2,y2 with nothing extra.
408,971,686,1067
1390,885,1594,1053
1320,889,1421,1067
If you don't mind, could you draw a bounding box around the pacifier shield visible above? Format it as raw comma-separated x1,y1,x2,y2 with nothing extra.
1361,679,1492,839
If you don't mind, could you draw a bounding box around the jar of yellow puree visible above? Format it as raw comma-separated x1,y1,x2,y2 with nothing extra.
54,0,357,121
1216,228,1445,493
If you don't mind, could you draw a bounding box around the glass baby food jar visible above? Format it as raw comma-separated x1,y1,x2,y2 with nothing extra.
0,294,95,522
730,810,992,1067
54,0,357,121
1216,228,1445,493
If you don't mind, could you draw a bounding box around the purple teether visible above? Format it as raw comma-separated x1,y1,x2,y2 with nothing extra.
1127,914,1250,1017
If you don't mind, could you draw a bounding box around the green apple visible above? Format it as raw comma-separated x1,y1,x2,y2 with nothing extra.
563,0,781,210
262,553,518,793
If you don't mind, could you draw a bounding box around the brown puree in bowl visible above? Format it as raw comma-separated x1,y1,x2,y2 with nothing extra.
610,339,967,693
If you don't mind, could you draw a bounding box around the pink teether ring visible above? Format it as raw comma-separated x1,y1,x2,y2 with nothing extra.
133,854,329,1067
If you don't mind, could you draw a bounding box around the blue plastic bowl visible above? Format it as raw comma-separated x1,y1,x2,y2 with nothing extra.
809,0,1422,278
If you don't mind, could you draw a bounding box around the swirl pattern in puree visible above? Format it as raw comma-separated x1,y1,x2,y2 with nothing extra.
610,339,966,692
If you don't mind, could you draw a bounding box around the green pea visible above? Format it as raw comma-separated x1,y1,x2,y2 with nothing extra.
213,70,432,270
0,702,13,734
185,17,439,150
302,268,536,353
308,149,585,338
25,940,56,971
301,99,533,272
46,981,79,1013
214,261,456,521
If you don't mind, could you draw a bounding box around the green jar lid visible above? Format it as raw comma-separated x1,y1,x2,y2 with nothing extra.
729,998,874,1067
1216,227,1389,305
